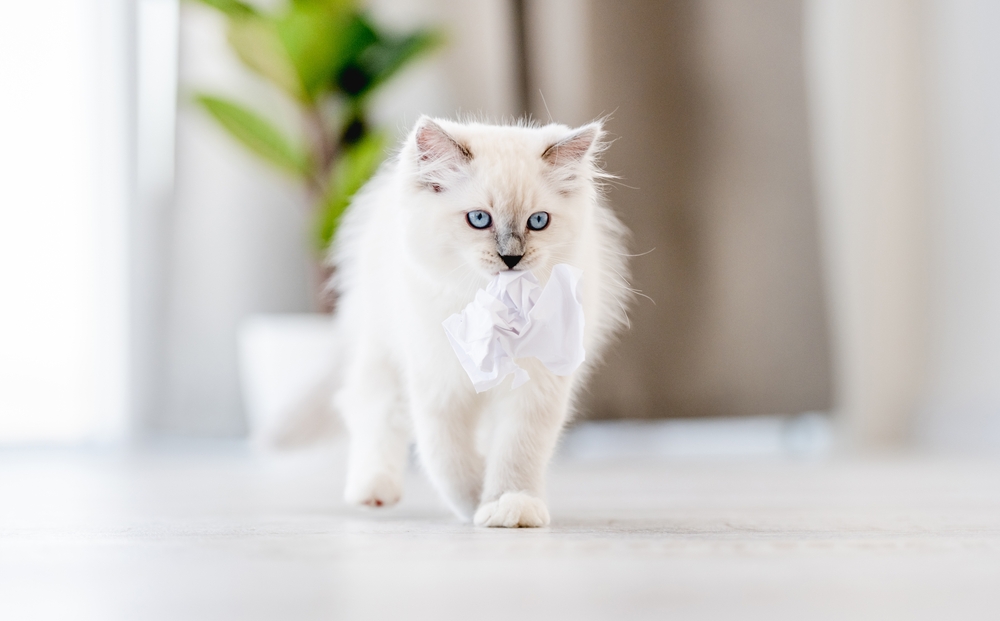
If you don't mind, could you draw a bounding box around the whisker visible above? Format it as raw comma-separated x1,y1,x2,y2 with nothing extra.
617,300,631,330
611,247,656,258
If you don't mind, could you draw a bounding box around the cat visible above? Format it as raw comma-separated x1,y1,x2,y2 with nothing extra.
329,116,632,527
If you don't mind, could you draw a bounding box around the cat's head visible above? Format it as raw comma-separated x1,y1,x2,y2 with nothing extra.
398,117,606,284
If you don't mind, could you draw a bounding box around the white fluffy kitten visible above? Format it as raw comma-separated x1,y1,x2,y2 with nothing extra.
330,116,631,527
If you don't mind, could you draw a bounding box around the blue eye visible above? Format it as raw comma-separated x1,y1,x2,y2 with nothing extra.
527,211,549,230
467,210,492,229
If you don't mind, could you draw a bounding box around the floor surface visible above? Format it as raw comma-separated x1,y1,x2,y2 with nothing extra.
1,441,999,620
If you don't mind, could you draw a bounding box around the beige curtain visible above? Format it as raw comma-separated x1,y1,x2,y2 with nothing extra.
527,0,833,423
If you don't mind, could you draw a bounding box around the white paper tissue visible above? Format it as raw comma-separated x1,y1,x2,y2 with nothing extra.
442,264,586,392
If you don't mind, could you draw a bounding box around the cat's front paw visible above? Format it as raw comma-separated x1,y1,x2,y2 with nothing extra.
474,492,550,528
344,470,402,509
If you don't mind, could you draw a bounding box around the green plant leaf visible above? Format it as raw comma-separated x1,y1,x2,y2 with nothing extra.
316,130,386,248
195,94,308,175
332,16,443,101
291,0,353,8
275,3,352,99
329,14,379,94
227,16,305,100
191,0,258,18
364,29,443,92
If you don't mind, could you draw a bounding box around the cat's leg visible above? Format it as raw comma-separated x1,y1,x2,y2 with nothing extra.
337,345,409,508
474,369,573,527
409,378,485,522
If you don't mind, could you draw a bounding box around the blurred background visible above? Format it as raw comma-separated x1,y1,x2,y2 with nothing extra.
2,0,999,454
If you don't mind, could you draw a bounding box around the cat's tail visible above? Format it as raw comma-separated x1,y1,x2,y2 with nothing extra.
242,313,347,450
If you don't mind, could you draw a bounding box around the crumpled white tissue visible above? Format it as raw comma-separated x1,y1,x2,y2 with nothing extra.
442,264,585,392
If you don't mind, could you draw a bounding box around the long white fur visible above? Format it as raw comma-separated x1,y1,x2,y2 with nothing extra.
329,116,632,527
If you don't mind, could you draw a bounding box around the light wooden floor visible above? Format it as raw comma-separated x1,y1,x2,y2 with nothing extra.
1,438,998,620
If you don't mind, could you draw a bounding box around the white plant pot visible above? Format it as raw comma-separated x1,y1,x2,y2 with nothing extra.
238,314,339,448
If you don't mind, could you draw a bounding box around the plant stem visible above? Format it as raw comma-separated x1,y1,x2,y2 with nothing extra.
304,105,338,198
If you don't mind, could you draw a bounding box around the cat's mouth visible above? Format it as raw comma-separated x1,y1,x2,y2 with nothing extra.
500,266,528,273
492,262,532,275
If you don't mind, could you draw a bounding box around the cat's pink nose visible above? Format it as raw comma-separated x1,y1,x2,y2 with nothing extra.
500,254,523,269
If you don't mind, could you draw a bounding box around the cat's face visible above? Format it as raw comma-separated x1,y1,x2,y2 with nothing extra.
401,118,603,285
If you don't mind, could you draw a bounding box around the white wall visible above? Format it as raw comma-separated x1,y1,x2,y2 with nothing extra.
157,4,314,435
0,0,130,443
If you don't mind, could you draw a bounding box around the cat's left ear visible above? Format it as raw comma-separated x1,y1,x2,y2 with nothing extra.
542,123,602,167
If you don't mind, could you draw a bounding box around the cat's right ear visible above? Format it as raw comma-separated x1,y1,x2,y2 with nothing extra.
413,117,472,192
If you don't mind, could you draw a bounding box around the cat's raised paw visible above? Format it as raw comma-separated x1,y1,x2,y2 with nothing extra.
344,471,402,509
474,492,550,528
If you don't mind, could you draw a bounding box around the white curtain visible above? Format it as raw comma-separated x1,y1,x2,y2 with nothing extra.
805,0,1000,451
918,0,1000,451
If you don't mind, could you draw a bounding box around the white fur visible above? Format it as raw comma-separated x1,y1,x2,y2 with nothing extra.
330,117,631,526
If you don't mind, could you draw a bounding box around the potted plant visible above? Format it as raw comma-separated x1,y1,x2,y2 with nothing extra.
191,0,441,444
